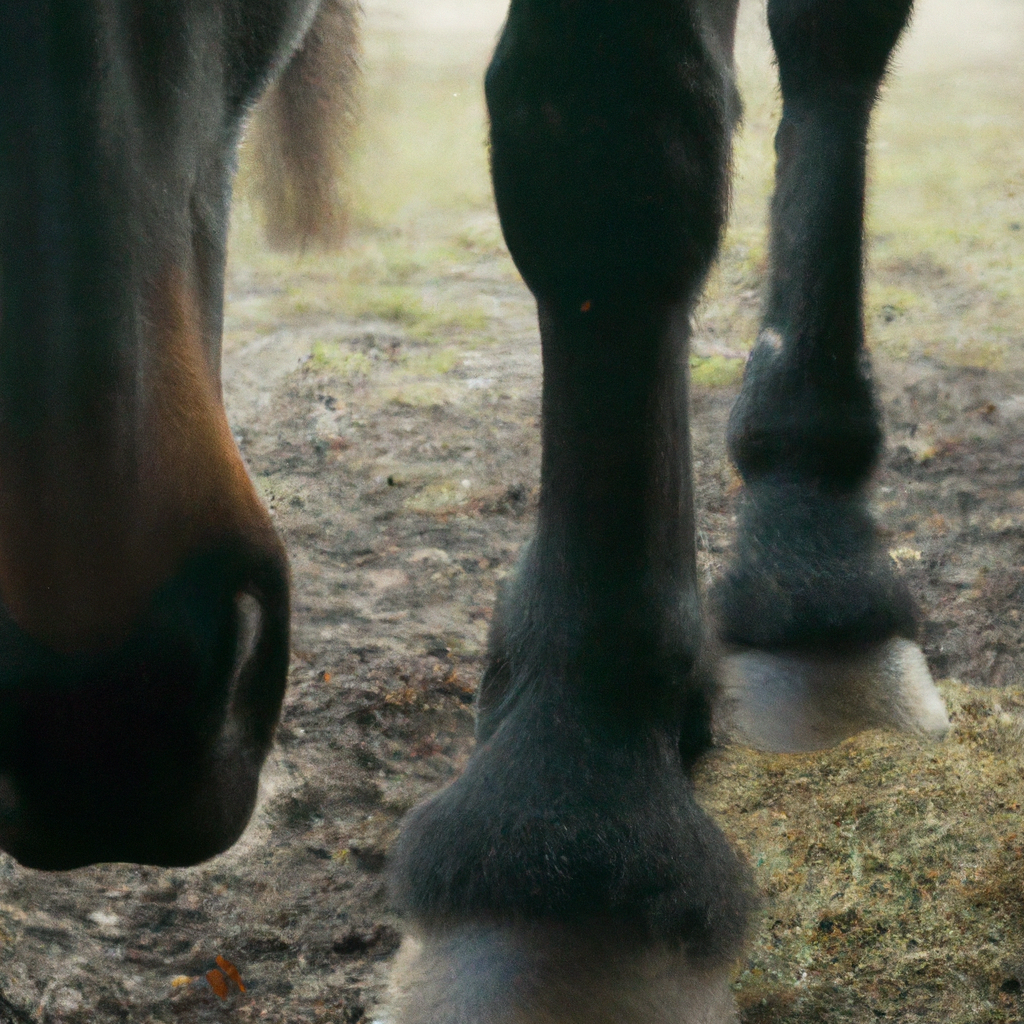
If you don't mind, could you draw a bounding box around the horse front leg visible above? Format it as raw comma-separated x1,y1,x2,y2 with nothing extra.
716,0,950,751
386,2,751,1021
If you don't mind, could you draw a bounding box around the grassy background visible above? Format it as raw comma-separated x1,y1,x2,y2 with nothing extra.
228,0,1024,375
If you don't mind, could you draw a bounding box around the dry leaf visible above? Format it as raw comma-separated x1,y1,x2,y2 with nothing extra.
216,955,246,993
206,969,229,1000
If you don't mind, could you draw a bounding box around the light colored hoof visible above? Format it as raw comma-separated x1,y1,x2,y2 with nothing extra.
380,923,737,1024
718,638,950,753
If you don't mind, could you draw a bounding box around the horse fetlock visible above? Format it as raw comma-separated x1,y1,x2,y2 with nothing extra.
478,537,712,732
727,338,883,487
715,478,918,651
390,703,752,963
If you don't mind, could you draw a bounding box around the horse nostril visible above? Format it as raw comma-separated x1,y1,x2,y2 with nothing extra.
230,591,263,688
217,575,287,760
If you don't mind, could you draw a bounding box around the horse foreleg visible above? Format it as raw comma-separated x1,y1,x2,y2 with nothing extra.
716,0,949,752
386,2,751,1021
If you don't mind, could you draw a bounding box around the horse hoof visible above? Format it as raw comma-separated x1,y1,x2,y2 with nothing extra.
381,922,738,1024
717,637,950,753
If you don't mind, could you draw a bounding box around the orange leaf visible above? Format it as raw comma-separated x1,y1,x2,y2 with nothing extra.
206,969,229,999
216,955,247,993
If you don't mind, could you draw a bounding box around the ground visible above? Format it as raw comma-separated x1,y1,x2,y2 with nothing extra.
1,0,1024,1021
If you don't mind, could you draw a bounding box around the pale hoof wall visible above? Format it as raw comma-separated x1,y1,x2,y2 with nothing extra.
381,924,737,1024
718,638,950,753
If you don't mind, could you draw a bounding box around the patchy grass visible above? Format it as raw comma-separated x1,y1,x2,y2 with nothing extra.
323,283,489,342
347,44,494,230
868,25,1024,369
406,305,489,344
384,382,454,408
404,348,460,375
701,679,1024,1024
309,343,374,378
227,0,1023,379
695,1,1024,372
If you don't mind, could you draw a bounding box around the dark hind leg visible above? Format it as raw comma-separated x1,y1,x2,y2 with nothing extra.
715,0,948,751
386,2,750,1021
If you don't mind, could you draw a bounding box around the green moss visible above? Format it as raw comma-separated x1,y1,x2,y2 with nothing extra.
868,282,921,321
940,339,1007,371
453,218,507,256
345,284,424,324
324,283,488,342
252,474,308,510
385,383,451,408
309,342,373,377
404,348,460,375
690,354,745,388
407,306,488,342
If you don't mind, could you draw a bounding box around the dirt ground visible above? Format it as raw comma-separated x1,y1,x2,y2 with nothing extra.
2,1,1024,1022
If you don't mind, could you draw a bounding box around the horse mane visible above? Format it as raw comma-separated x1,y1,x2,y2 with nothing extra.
249,0,361,250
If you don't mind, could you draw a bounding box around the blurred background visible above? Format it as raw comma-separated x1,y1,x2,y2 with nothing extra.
228,0,1024,375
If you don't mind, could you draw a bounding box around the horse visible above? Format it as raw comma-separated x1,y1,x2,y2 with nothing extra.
0,1,959,1021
